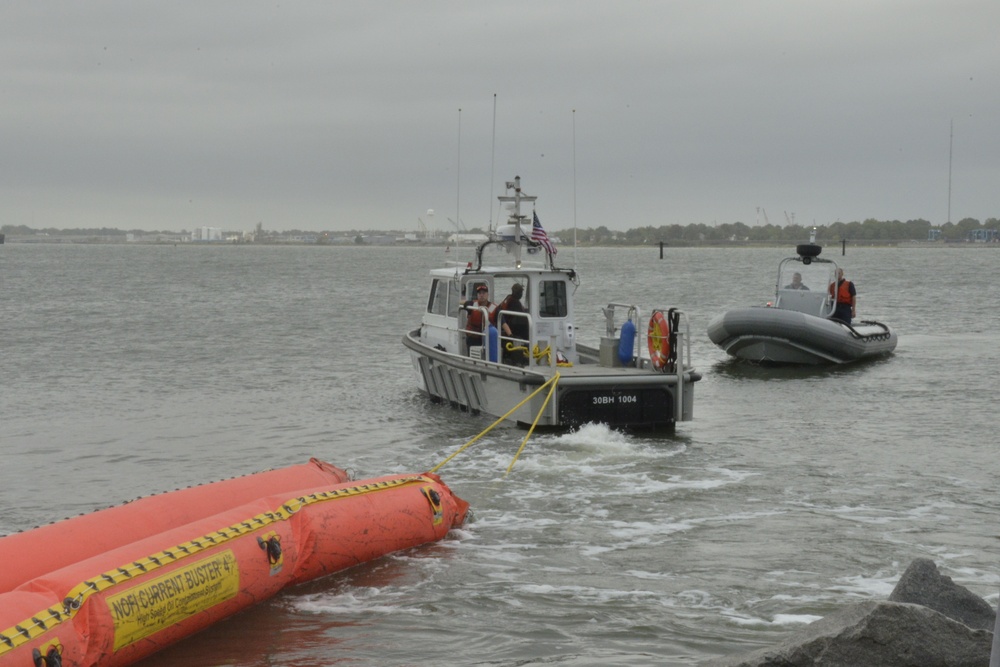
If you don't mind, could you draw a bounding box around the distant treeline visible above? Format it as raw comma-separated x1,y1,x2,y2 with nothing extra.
552,217,999,245
3,216,998,245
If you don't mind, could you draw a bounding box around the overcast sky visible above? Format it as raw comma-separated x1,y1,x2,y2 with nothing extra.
3,2,997,234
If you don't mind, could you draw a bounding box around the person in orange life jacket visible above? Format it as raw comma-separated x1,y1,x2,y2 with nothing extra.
463,284,497,348
828,268,857,324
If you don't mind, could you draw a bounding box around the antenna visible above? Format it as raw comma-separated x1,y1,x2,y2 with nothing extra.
572,109,578,267
456,108,461,245
947,118,953,224
489,94,497,232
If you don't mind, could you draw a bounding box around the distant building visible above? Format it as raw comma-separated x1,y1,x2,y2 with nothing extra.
968,229,998,242
447,233,490,245
193,226,223,241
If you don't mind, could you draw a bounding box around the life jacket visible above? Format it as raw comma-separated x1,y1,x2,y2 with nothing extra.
466,302,496,334
490,297,511,326
829,280,853,305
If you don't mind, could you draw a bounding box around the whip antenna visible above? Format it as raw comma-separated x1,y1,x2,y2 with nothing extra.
489,94,497,233
572,108,578,268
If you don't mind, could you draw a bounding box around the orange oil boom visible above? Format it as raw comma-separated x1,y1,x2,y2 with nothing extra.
0,459,468,667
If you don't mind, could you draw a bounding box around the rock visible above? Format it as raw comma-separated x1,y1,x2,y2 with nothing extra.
888,557,996,631
703,600,992,667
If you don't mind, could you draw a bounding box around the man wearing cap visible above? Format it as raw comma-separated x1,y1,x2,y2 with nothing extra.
464,284,497,349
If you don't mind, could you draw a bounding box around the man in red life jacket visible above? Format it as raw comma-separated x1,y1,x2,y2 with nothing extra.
491,283,529,366
464,284,496,349
828,268,857,324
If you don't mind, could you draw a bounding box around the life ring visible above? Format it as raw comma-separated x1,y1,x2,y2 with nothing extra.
647,311,671,370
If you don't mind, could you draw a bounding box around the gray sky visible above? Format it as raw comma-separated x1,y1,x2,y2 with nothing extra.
3,1,997,233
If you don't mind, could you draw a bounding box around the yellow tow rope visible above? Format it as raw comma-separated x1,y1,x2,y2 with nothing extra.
430,372,561,477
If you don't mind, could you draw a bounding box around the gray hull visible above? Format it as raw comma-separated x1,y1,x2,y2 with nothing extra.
707,307,897,365
404,329,698,431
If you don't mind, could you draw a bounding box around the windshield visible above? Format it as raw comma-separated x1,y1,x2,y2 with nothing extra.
775,258,837,317
778,261,834,294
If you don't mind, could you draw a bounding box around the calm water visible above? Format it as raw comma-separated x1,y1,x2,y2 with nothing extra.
2,242,999,666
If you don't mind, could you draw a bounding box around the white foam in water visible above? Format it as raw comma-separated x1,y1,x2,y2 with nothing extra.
828,571,898,598
555,423,645,452
294,586,423,616
515,582,667,606
724,611,824,626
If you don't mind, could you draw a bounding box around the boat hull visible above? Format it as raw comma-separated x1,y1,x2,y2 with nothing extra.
0,462,468,667
404,330,698,431
707,307,897,365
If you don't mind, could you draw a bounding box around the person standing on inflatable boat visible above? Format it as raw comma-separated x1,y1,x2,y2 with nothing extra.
829,268,857,324
464,284,497,348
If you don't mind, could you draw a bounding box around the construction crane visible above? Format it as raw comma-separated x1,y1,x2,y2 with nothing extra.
784,211,795,226
447,217,468,232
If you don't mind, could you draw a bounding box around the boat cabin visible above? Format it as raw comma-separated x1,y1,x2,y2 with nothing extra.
420,265,579,367
406,175,698,430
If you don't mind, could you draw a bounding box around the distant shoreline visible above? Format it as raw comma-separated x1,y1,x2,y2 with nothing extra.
3,237,998,249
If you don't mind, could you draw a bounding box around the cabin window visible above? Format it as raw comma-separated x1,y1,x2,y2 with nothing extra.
538,280,568,318
428,279,449,315
447,280,461,317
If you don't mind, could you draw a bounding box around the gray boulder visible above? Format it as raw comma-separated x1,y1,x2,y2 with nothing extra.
889,557,996,631
703,600,992,667
704,558,998,667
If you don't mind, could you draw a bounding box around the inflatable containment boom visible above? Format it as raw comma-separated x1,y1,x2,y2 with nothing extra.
0,458,469,667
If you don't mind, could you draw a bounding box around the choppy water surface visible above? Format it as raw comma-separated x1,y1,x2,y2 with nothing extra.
2,243,999,666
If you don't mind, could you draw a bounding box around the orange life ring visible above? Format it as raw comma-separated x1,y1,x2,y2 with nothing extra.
647,311,671,370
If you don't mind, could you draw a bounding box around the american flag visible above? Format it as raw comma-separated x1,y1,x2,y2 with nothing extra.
531,211,556,254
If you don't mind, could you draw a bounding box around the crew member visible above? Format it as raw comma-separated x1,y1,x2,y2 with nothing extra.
785,272,809,290
492,284,529,366
464,284,496,348
490,283,525,335
828,268,856,324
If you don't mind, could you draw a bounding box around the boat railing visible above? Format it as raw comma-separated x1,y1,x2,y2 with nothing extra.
461,305,493,356
602,302,641,339
496,310,535,367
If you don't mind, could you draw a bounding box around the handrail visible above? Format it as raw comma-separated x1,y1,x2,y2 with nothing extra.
602,302,640,339
462,304,493,351
495,310,534,366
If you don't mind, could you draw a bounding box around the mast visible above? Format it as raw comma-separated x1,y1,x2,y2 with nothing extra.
496,176,538,268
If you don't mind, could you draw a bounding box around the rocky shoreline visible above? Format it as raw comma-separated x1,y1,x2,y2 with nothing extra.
704,559,997,667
